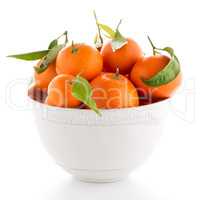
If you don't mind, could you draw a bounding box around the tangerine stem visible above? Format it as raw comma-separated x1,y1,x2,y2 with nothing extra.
113,67,120,79
71,41,78,54
116,19,122,31
93,10,103,46
63,31,68,44
52,31,68,46
56,31,68,41
147,35,157,55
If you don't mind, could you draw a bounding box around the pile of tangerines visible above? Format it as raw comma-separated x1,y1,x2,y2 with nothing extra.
8,13,181,115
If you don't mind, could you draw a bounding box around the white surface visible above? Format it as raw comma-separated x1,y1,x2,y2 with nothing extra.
0,0,200,199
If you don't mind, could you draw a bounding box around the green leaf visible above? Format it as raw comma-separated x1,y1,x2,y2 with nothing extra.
102,33,113,39
7,30,68,62
35,44,64,74
163,47,174,56
143,48,181,87
111,30,128,51
46,44,64,63
34,64,48,73
98,23,115,38
72,76,101,116
7,50,49,61
48,31,68,49
87,98,101,115
72,76,91,99
48,39,58,49
98,20,127,51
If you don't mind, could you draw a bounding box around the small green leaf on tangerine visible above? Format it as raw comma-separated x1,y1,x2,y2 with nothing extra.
34,64,48,74
98,23,116,38
142,49,180,87
98,21,127,51
48,39,58,49
72,76,101,116
35,44,64,74
111,30,127,51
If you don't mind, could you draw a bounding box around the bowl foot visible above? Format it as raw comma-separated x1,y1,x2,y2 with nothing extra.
66,168,129,183
76,177,125,183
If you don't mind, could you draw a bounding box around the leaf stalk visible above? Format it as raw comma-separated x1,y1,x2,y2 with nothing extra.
93,10,103,49
147,35,157,55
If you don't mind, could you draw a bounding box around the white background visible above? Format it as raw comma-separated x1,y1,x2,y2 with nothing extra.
0,0,200,199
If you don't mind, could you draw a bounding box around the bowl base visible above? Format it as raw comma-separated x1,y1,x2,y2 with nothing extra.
66,168,129,183
76,176,125,183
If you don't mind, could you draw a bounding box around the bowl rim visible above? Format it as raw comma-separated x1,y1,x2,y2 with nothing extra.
28,95,171,113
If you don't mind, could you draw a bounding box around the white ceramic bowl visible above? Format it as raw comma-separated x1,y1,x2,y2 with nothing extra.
30,97,169,183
